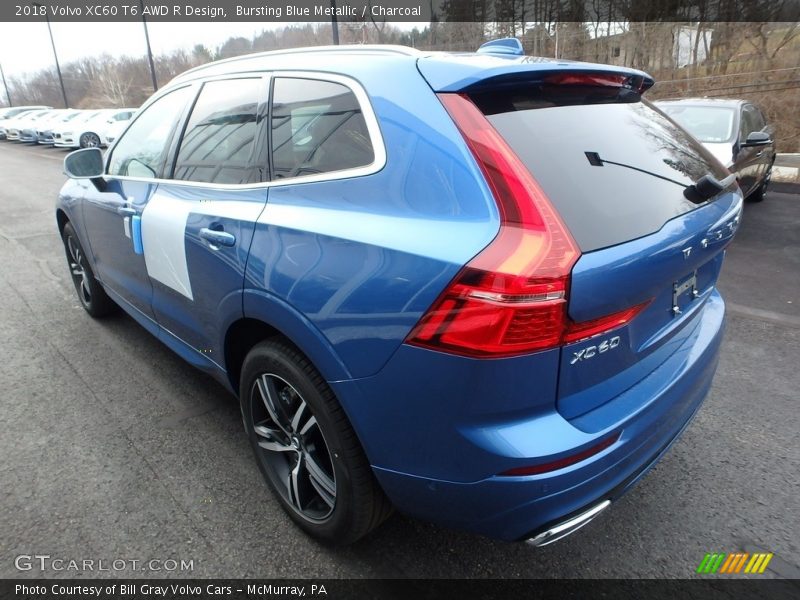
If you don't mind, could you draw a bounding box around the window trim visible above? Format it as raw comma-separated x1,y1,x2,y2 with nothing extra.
103,70,387,191
169,74,270,184
105,83,198,181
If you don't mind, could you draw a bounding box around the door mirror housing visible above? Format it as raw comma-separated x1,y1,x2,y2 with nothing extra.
741,131,771,147
64,148,106,190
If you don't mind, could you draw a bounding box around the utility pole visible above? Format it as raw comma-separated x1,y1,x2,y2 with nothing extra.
33,2,69,108
330,0,340,45
0,63,11,107
140,0,158,91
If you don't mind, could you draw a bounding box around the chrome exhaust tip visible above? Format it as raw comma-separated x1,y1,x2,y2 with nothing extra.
526,500,611,547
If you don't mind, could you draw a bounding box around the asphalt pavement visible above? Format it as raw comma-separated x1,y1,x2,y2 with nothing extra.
0,142,798,579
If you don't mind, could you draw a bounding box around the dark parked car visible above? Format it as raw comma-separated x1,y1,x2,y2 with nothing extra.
56,39,742,545
655,98,776,202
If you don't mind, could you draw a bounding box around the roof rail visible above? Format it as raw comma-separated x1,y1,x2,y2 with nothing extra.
173,44,421,82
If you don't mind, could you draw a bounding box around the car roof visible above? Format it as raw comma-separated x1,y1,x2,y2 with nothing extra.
169,44,653,92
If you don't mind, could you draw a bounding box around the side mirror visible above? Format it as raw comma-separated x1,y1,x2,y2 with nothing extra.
64,147,106,191
741,131,771,147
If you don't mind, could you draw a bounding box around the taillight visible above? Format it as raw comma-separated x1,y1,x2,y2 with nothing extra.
563,301,651,344
406,93,646,358
406,93,580,358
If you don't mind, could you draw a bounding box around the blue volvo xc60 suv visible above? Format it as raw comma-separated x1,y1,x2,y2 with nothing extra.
56,39,742,545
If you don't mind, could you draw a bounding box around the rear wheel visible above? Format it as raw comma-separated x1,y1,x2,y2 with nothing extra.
61,222,117,317
240,339,392,544
79,132,101,148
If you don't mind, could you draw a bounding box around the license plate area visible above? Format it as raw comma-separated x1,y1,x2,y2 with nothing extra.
672,271,698,316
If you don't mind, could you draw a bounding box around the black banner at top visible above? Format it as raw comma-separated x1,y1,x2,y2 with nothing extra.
1,0,799,23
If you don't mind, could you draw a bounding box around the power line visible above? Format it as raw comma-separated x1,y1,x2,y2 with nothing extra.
655,79,800,92
655,67,800,84
703,85,800,97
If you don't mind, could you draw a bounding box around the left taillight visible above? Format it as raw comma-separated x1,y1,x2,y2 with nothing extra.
405,93,580,358
405,93,647,358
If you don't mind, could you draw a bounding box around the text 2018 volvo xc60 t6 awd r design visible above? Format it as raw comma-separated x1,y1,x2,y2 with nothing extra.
56,38,741,545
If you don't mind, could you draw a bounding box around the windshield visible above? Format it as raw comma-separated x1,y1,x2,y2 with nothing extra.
658,105,736,143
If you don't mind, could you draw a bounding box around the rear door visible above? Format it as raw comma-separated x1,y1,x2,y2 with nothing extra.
468,83,742,421
143,75,269,360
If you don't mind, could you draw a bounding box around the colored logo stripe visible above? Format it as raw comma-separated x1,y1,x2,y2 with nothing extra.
698,552,774,574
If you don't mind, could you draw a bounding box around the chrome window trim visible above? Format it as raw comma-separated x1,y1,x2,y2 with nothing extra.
103,71,386,191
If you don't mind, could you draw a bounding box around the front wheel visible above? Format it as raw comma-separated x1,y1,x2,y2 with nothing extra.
240,339,392,544
749,162,774,203
61,222,117,317
79,132,101,148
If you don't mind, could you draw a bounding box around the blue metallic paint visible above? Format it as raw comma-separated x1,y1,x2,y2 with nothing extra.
79,177,158,319
56,47,735,542
366,292,724,540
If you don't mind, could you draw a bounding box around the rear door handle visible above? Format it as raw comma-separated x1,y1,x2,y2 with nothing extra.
117,206,137,217
199,228,236,248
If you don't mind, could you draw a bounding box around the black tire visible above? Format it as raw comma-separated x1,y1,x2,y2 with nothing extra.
61,222,118,317
749,162,773,203
240,339,392,544
79,132,101,148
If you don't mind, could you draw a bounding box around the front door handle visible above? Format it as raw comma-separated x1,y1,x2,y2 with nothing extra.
117,206,137,217
199,228,236,248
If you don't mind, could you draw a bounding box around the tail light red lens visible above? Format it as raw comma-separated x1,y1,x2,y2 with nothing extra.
406,93,579,358
563,301,651,344
406,93,646,358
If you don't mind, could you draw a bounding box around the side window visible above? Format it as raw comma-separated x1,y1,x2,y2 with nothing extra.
108,87,193,179
749,106,766,131
740,106,759,140
270,77,374,180
173,78,264,184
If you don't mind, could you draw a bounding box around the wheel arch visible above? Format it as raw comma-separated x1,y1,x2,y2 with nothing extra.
225,290,353,395
56,208,69,234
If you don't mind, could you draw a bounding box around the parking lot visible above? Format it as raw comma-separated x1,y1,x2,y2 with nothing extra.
0,141,798,579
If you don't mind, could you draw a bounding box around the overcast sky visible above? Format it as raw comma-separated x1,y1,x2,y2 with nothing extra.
0,21,418,80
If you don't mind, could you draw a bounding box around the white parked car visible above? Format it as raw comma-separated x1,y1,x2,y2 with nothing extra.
102,110,138,146
36,109,84,144
53,108,136,148
2,109,55,141
0,105,51,139
100,108,136,146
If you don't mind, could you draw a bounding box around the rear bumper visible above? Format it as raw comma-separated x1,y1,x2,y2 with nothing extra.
334,291,725,541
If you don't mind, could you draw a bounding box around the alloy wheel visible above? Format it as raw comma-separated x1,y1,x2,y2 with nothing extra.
82,133,100,148
250,373,337,521
66,235,91,306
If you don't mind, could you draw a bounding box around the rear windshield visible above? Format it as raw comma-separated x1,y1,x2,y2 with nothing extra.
473,92,728,252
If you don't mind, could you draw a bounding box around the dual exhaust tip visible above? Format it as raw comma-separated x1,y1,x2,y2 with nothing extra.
526,500,611,547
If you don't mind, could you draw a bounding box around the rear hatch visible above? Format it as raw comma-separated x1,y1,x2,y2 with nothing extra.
419,56,742,424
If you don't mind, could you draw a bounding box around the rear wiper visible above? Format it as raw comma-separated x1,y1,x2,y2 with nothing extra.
683,172,737,203
584,151,736,203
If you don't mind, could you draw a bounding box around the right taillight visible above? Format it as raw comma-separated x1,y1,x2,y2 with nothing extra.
406,93,645,358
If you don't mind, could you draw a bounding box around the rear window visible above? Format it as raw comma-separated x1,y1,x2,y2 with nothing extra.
472,91,728,252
